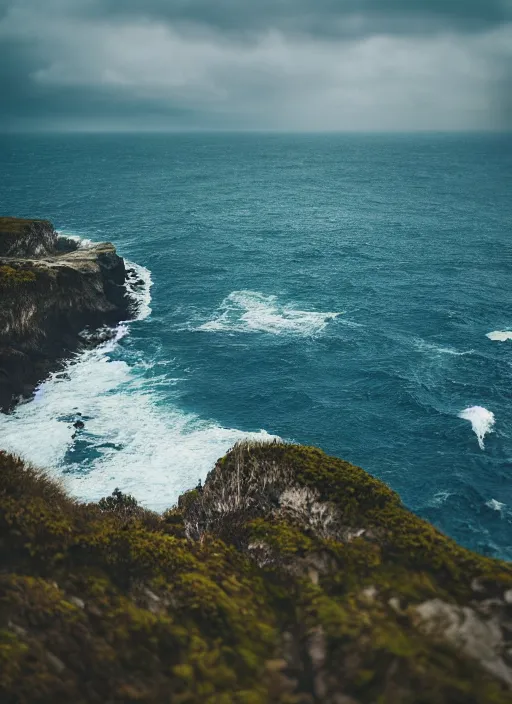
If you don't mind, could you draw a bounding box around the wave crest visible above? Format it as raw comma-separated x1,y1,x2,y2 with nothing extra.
57,230,95,249
0,244,277,510
458,406,495,450
198,290,340,336
125,261,153,321
486,331,512,342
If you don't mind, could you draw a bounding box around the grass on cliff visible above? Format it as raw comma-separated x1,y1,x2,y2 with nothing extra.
0,217,52,235
0,451,283,704
186,441,512,599
0,265,36,288
1,444,512,704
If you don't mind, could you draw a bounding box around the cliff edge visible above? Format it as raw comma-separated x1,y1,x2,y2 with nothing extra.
0,217,130,411
1,442,511,704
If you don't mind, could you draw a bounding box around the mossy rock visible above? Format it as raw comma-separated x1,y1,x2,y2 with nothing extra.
0,265,36,288
1,445,511,703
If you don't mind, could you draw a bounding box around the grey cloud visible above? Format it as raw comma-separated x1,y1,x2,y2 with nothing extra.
0,0,511,131
92,0,512,37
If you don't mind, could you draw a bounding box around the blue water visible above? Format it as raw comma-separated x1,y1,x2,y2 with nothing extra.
1,133,511,559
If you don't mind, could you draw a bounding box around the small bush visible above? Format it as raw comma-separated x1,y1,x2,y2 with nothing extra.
0,265,36,288
98,488,140,514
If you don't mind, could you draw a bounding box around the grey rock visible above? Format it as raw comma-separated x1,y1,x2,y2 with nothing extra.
69,596,85,609
412,598,512,687
46,652,65,673
0,217,131,412
8,621,27,638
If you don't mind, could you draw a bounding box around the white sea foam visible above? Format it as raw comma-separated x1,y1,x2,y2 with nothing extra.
0,244,276,511
414,339,474,356
125,260,153,320
486,499,506,512
430,490,453,507
0,346,276,511
197,290,340,336
57,230,95,249
486,331,512,342
458,406,495,450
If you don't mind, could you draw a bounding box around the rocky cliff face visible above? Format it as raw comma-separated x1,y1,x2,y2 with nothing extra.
0,218,59,258
0,217,130,411
0,442,511,704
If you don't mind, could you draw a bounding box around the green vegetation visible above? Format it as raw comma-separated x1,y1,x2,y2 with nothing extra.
98,487,141,514
0,217,52,234
0,265,36,288
1,444,511,703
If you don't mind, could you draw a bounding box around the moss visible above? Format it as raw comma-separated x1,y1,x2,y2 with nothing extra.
1,445,512,703
0,630,29,689
0,265,36,288
222,442,512,597
177,487,201,512
248,518,314,556
0,217,53,235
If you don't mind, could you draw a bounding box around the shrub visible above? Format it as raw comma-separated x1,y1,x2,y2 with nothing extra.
0,265,36,288
98,488,140,514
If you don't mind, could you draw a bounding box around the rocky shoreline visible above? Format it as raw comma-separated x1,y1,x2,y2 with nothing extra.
1,216,511,703
0,217,132,412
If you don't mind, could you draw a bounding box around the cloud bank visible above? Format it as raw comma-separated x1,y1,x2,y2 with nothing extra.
1,0,511,131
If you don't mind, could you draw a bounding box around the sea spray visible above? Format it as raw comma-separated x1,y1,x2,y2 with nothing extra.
458,406,495,450
125,261,153,320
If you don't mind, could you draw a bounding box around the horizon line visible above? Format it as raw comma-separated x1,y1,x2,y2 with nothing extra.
1,127,511,137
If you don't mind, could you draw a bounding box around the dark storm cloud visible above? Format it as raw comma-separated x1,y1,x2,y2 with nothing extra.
93,0,512,36
0,0,511,131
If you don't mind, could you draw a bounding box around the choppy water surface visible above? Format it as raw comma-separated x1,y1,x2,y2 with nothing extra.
0,133,511,558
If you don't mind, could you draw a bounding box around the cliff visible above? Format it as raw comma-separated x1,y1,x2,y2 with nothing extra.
0,217,130,411
1,442,511,704
0,218,59,258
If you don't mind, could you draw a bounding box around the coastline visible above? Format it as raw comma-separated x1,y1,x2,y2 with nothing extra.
1,216,512,701
0,217,135,412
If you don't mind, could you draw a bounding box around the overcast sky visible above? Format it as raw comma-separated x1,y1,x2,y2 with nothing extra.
1,0,511,131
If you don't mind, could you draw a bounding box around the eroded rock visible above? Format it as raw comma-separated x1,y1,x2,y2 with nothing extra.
0,217,131,411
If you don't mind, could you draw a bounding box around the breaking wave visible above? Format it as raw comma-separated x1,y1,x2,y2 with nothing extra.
0,244,276,511
57,230,96,249
486,331,512,342
197,290,340,336
458,406,496,451
486,499,506,513
125,261,153,320
0,351,275,511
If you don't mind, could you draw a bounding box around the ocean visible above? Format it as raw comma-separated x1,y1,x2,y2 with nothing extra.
0,132,511,559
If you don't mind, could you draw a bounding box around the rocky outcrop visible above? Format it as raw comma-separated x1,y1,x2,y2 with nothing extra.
1,442,511,704
0,217,131,411
0,218,60,258
181,442,512,702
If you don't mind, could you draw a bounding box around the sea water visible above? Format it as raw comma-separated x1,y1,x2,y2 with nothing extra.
0,132,511,559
